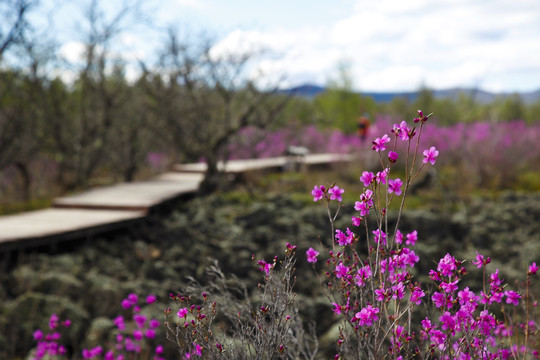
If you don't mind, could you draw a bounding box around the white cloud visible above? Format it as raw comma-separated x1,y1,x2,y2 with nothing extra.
209,0,540,92
59,41,86,64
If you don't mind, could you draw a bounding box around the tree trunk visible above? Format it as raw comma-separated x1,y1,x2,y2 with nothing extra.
199,153,222,194
14,162,31,202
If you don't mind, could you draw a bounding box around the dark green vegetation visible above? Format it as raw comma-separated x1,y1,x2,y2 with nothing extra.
0,171,538,359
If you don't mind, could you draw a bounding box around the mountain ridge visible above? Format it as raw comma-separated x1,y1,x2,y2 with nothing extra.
280,84,540,104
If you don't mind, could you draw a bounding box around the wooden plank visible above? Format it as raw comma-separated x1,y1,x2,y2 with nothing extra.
0,208,145,250
53,172,203,211
173,154,354,173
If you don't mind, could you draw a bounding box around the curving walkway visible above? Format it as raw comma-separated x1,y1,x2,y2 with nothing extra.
0,154,353,251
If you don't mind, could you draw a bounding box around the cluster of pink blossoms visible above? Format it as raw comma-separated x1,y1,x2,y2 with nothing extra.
31,314,71,360
86,293,164,360
308,111,538,359
311,185,345,203
33,294,164,360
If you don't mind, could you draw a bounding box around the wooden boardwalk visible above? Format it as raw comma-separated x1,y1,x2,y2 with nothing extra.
0,154,352,251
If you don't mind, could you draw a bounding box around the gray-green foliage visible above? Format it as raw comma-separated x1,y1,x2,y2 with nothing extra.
0,190,539,358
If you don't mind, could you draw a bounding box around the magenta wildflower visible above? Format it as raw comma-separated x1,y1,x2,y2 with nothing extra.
146,294,157,304
372,229,387,245
33,329,43,341
328,185,344,202
376,168,389,184
352,305,380,326
392,121,411,140
113,316,125,331
472,251,491,268
257,260,273,275
405,230,417,245
121,299,131,309
194,343,202,356
335,263,350,279
306,247,319,263
439,311,456,332
388,178,403,196
437,253,458,276
48,314,59,330
410,286,425,305
440,279,459,293
351,216,362,226
504,290,521,306
360,171,375,187
355,201,370,217
529,262,538,275
311,185,325,201
414,110,429,123
423,146,439,165
177,308,189,319
335,228,354,246
395,229,404,244
354,265,372,287
133,330,143,341
372,134,391,152
127,293,138,305
388,151,399,163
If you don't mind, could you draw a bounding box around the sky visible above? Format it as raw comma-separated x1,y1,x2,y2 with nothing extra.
35,0,540,93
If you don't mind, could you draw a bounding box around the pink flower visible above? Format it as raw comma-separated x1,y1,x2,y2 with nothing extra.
395,229,404,244
437,253,458,276
113,316,125,331
177,308,189,319
360,171,375,187
388,178,403,196
392,121,411,140
335,228,354,246
372,134,391,152
49,314,59,330
194,343,202,356
406,230,417,245
306,247,319,263
423,146,439,165
328,185,344,202
149,319,160,328
311,185,325,201
145,329,156,339
376,168,389,184
388,151,399,163
127,293,138,305
351,216,362,226
352,305,380,326
529,262,538,275
414,110,429,123
372,229,387,245
354,265,372,287
146,294,157,304
504,290,521,306
257,260,273,275
354,201,370,217
121,299,131,309
335,263,350,279
33,329,43,340
410,286,425,305
472,251,491,268
133,330,143,341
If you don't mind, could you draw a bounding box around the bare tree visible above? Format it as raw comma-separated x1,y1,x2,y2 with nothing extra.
47,0,145,189
0,0,36,59
148,29,288,193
